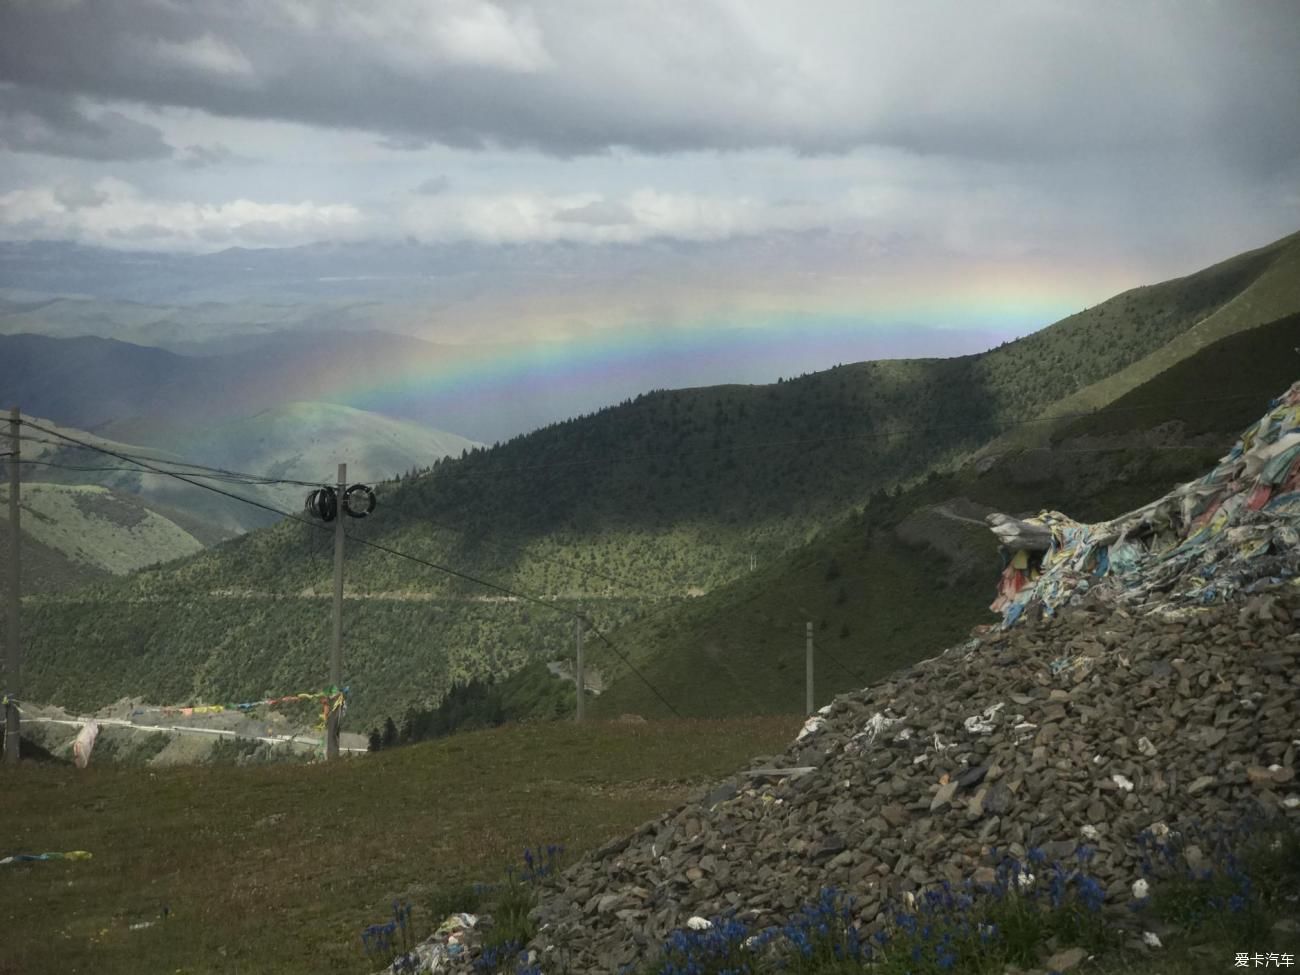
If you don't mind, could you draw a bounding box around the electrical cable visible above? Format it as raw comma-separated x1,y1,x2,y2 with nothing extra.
13,458,316,484
17,417,684,718
16,384,1259,719
346,534,682,718
12,388,1262,491
14,433,329,487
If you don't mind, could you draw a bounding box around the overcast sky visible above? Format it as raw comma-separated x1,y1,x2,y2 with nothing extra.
0,0,1297,347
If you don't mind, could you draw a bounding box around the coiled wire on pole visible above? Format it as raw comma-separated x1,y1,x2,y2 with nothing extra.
342,483,376,518
305,486,339,522
305,483,377,521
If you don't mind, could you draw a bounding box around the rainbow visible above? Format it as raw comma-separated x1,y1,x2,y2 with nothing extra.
303,254,1146,441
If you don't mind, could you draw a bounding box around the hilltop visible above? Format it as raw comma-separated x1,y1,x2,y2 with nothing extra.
12,230,1300,728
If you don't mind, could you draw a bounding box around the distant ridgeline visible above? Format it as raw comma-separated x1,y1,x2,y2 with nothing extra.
17,230,1300,728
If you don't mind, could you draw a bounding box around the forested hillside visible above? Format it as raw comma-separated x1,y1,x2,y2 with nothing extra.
586,309,1300,717
15,232,1300,726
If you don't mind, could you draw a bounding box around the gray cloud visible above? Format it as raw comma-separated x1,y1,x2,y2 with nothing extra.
0,1,1294,170
553,199,633,226
0,85,171,160
413,175,451,195
53,182,109,209
176,142,242,168
380,135,437,152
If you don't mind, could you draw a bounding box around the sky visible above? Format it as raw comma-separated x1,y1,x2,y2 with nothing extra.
0,0,1298,365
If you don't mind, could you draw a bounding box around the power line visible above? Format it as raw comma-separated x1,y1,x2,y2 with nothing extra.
17,417,684,718
15,384,1263,718
14,458,308,485
14,433,329,487
12,387,1264,496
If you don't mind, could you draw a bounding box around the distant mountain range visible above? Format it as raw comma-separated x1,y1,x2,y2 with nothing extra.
14,228,1299,726
0,330,493,441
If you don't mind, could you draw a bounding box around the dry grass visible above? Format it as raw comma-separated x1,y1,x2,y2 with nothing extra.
0,715,799,975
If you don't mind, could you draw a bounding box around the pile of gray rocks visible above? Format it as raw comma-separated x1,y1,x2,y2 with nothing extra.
512,586,1299,972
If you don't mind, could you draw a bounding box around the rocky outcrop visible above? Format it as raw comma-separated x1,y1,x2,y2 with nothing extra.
522,587,1298,972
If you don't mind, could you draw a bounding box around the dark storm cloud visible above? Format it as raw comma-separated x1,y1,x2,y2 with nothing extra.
0,1,1296,169
0,84,171,160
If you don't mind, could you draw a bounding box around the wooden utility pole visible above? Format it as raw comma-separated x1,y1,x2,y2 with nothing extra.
326,462,345,760
805,621,814,715
4,406,20,765
575,618,585,722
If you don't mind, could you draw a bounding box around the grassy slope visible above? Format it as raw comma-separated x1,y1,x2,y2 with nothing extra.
588,312,1300,718
0,716,800,975
1,482,204,575
0,507,110,596
17,231,1300,726
153,400,483,497
983,228,1300,450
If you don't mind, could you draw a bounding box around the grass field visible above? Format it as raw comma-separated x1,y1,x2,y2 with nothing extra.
0,716,800,975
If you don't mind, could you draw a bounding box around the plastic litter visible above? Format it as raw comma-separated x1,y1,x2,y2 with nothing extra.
0,850,92,865
843,711,902,754
73,720,99,768
795,715,825,741
434,912,478,935
686,916,713,931
988,381,1300,626
1132,878,1150,900
963,702,1004,735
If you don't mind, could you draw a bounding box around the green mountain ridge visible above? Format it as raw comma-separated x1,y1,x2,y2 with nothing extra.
586,310,1300,718
12,230,1300,727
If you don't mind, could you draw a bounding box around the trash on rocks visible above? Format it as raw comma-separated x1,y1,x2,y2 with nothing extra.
844,711,902,754
1132,878,1150,900
435,912,477,937
685,916,713,931
988,381,1300,626
963,702,1004,734
1111,773,1135,793
1143,931,1164,948
795,715,825,741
